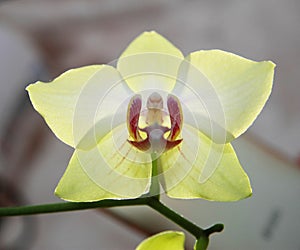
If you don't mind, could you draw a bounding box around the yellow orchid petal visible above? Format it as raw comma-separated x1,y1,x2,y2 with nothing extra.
26,65,132,148
176,50,275,143
55,151,120,202
136,231,185,250
117,31,184,93
160,125,252,201
172,75,231,144
119,31,182,56
55,123,152,201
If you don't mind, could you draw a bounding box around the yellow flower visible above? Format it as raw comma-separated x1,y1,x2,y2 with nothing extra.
26,31,275,202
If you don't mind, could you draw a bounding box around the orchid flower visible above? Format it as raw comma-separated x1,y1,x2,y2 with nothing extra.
26,31,275,202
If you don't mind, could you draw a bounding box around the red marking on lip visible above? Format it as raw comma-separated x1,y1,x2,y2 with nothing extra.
127,94,142,141
166,139,183,151
128,138,151,152
167,94,183,141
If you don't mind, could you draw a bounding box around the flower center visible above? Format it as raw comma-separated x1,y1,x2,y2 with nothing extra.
127,92,183,153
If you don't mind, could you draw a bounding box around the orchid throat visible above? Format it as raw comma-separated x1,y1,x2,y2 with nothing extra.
127,92,183,154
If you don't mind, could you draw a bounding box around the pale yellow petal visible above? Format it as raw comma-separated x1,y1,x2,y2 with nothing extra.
56,123,152,201
55,151,120,202
26,65,132,148
174,50,275,143
117,31,184,93
160,125,252,201
136,231,185,250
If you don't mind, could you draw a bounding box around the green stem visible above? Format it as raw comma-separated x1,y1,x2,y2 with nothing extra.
194,236,209,250
0,197,223,249
204,223,224,235
0,199,223,235
146,197,204,238
149,153,160,199
146,198,223,250
0,198,147,216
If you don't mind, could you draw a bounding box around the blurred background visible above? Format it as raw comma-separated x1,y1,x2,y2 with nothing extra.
0,0,299,249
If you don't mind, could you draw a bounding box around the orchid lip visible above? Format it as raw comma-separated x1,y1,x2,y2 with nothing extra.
127,92,183,154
